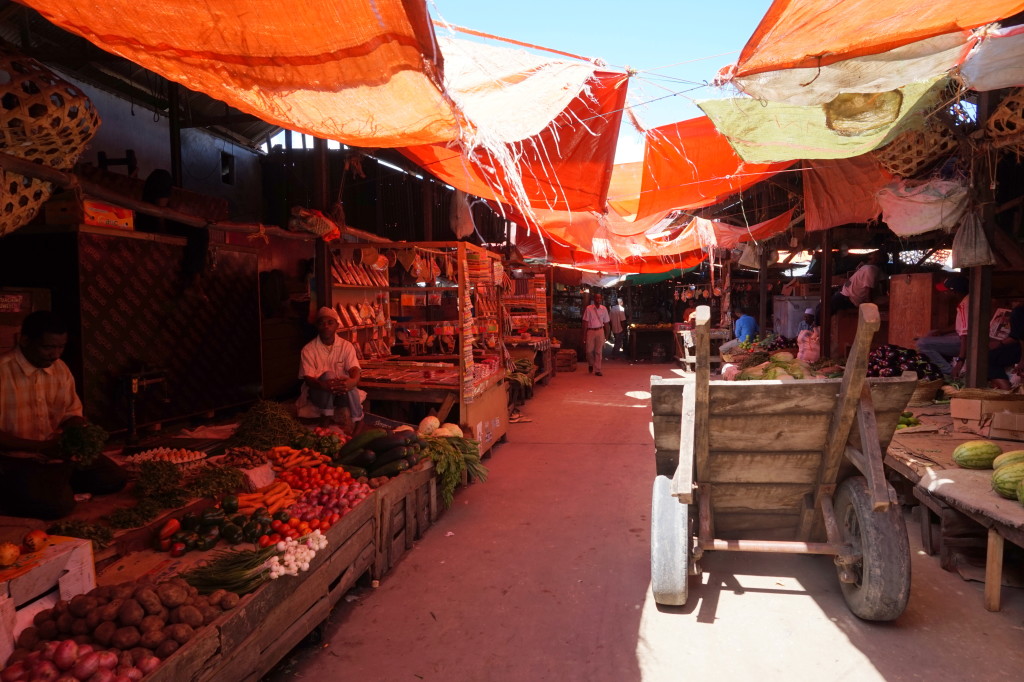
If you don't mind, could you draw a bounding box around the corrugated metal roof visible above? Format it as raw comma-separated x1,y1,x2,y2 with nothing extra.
0,4,280,150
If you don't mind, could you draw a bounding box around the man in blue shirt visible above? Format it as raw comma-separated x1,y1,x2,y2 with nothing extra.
733,306,758,344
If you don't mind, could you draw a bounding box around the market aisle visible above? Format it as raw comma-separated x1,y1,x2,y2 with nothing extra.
269,359,1024,682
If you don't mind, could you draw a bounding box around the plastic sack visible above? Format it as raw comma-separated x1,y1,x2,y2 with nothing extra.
797,328,820,363
951,209,995,268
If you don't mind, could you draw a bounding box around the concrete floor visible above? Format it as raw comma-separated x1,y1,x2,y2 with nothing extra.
268,359,1024,682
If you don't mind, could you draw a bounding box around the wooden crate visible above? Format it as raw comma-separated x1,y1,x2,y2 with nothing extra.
374,461,438,578
555,348,577,371
0,536,95,666
145,496,377,682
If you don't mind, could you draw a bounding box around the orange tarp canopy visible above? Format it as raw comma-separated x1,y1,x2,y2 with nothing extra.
402,70,628,213
732,0,1024,78
23,0,457,148
633,117,794,219
515,228,706,274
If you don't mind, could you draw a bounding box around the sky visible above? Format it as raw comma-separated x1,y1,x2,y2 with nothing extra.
428,0,776,162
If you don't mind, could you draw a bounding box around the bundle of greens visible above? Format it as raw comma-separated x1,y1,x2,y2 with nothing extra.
46,520,114,549
187,465,246,498
232,400,304,450
291,429,342,459
421,436,488,508
58,423,109,467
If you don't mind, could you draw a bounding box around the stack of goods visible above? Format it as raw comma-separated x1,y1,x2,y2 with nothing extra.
416,418,488,507
1,576,241,679
331,253,388,286
122,447,207,471
725,351,832,381
555,348,577,372
866,344,943,380
951,440,1024,505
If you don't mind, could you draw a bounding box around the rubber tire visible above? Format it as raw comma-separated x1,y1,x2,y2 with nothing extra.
833,476,911,621
651,475,689,605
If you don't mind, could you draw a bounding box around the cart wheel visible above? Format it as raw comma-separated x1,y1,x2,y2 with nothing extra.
833,476,910,621
651,475,690,606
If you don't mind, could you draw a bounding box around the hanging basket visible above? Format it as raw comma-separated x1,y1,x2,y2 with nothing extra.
986,87,1024,151
872,118,957,179
0,49,101,238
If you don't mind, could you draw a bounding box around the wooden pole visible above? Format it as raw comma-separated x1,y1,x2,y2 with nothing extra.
313,137,331,309
0,150,310,240
758,245,769,333
967,92,995,388
167,83,183,187
820,231,833,360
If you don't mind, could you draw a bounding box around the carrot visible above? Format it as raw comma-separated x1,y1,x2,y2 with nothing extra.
266,497,289,515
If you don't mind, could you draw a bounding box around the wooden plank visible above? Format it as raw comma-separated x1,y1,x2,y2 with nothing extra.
671,383,696,503
709,483,813,513
709,381,842,415
706,414,831,452
327,543,375,607
854,383,892,511
148,618,222,682
650,376,689,415
404,494,416,550
437,392,457,423
671,385,696,501
655,448,679,478
985,528,1004,612
694,306,711,483
712,512,801,539
848,377,918,452
798,303,880,540
705,452,821,484
245,595,332,682
653,414,681,451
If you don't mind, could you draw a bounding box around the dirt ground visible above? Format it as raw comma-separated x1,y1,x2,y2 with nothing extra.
266,359,1024,682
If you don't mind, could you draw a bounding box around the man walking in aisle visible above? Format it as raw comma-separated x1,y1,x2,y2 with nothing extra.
582,292,611,376
609,297,627,358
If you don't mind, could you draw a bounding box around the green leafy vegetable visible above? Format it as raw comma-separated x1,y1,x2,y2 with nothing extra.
58,423,109,467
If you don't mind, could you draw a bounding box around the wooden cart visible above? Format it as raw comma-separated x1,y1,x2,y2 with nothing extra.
650,305,917,620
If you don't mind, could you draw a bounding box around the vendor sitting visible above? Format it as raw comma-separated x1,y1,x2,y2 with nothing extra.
296,307,364,430
719,306,759,355
0,311,126,519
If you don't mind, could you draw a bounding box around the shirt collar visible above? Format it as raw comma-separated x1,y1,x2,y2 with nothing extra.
12,347,54,377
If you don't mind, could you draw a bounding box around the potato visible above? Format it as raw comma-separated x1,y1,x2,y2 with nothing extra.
33,609,54,628
154,638,179,659
172,605,204,629
99,599,123,622
69,594,96,618
111,584,134,600
118,599,145,627
139,629,166,650
199,605,220,626
133,587,162,616
219,593,240,610
91,585,113,600
15,626,39,649
164,623,194,644
56,612,74,634
85,609,104,630
93,621,117,647
129,647,152,666
206,590,227,608
139,615,165,633
155,582,188,609
70,617,91,636
52,599,70,615
37,619,59,640
111,626,141,650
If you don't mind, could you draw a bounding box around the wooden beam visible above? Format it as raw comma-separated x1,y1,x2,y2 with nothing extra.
0,150,312,241
820,232,833,360
758,245,769,332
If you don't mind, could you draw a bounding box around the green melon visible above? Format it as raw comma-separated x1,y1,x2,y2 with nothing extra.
952,440,1003,469
993,450,1024,470
992,462,1024,499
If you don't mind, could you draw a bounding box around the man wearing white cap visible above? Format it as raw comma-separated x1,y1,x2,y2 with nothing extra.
296,307,363,428
799,308,816,332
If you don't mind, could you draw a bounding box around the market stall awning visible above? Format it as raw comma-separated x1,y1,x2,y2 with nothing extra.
23,0,458,148
803,156,894,231
719,0,1024,104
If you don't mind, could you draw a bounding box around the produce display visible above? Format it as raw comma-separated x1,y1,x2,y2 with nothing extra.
268,447,332,472
1,576,241,679
46,522,114,550
122,447,207,469
866,344,943,380
737,334,794,354
218,446,268,470
182,531,329,594
896,411,922,429
949,441,1024,506
952,440,1003,469
58,423,109,468
727,351,831,381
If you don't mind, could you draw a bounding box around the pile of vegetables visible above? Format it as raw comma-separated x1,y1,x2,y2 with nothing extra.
181,530,328,595
58,423,109,468
896,411,922,429
2,576,241,679
332,427,427,481
950,440,1024,504
290,426,348,460
731,352,831,381
45,521,114,551
737,333,794,353
867,344,943,380
231,400,305,450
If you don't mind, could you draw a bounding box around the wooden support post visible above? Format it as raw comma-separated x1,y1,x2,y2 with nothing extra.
671,381,696,503
313,137,331,309
423,180,434,241
821,231,833,361
967,91,995,388
758,245,769,333
985,527,1004,612
854,383,891,510
168,83,182,187
693,306,711,484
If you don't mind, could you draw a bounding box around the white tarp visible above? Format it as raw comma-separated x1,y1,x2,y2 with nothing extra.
877,178,969,236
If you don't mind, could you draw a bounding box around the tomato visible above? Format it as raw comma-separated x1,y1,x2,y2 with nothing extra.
288,517,301,528
309,519,321,530
169,542,187,557
319,522,331,532
268,533,281,543
257,535,272,548
328,513,341,525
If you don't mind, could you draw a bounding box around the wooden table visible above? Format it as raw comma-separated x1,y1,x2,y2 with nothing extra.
885,406,1024,611
628,325,674,361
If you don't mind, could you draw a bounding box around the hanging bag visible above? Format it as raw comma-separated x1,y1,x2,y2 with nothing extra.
951,208,995,268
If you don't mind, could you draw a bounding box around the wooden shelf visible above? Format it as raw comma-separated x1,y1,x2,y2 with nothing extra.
333,282,386,289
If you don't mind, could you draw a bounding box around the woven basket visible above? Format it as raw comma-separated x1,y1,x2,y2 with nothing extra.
941,386,1024,401
0,49,100,238
908,378,944,406
873,118,957,179
986,87,1024,151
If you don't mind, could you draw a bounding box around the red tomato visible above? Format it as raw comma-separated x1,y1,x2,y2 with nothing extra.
309,519,321,530
288,517,301,528
319,522,331,532
257,535,272,548
270,520,284,532
328,513,341,524
268,533,281,543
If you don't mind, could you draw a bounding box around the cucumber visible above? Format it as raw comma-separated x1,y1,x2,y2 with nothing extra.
373,446,409,467
405,449,423,465
335,428,388,460
340,464,368,478
337,447,370,465
366,433,411,453
348,449,377,468
368,459,410,478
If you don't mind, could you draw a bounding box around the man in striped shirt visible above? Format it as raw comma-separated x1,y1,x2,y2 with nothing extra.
0,311,124,519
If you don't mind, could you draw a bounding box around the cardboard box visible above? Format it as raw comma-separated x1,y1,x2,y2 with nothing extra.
950,398,1024,438
45,193,134,230
990,411,1024,442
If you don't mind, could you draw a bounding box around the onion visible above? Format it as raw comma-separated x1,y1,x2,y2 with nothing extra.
114,667,143,681
30,660,59,681
52,641,78,671
0,661,27,682
39,641,61,662
76,644,94,656
72,651,101,680
86,669,116,682
96,652,119,670
136,656,161,675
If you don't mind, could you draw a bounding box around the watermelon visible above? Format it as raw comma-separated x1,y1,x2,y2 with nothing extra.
992,462,1024,499
993,450,1024,470
952,440,1002,469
